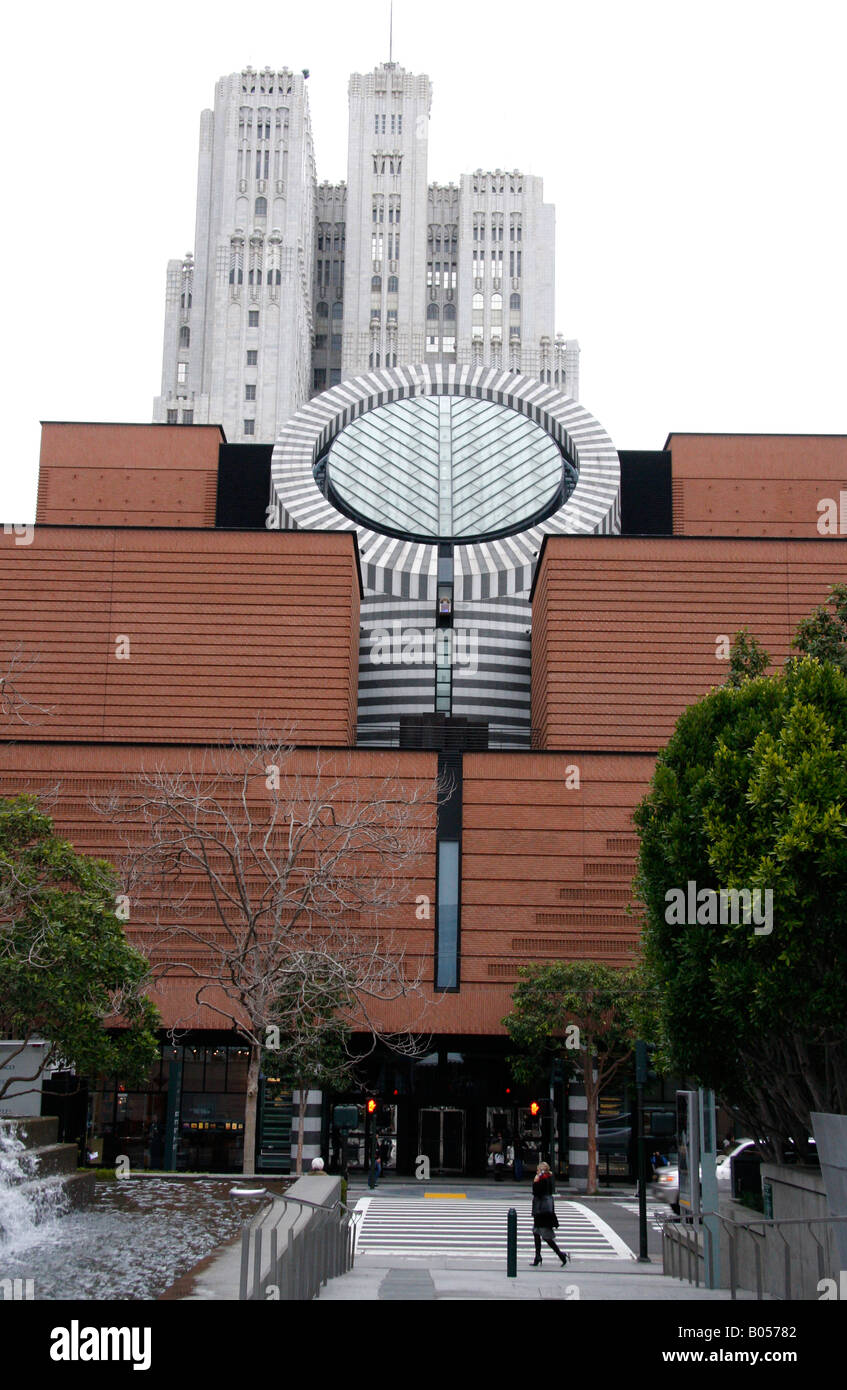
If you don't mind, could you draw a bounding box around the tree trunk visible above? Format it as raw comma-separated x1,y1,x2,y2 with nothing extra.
296,1083,307,1176
242,1043,261,1175
583,1053,598,1196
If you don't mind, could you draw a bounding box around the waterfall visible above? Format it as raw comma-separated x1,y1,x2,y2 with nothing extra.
0,1120,69,1252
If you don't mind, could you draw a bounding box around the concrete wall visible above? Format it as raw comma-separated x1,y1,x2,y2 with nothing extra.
716,1167,839,1301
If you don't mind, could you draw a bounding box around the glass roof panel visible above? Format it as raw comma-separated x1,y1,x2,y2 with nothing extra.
326,395,566,540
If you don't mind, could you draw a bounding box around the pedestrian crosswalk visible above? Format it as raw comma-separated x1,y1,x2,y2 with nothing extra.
353,1197,634,1260
615,1201,669,1232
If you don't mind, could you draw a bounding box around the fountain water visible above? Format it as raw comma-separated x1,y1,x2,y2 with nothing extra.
0,1117,93,1252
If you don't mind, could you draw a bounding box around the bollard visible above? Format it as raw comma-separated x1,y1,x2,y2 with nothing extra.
507,1206,517,1278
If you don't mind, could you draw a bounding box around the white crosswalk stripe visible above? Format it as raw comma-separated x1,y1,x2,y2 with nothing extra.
615,1201,668,1232
353,1197,634,1259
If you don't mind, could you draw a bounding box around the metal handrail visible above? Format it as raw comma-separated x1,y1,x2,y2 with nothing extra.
662,1210,847,1301
239,1189,358,1300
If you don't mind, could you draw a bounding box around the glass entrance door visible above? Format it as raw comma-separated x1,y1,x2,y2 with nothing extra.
418,1106,465,1173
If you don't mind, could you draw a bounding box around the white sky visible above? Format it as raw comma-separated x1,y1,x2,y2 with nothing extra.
2,0,845,523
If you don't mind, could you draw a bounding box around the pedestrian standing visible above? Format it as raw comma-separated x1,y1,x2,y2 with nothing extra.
530,1161,569,1267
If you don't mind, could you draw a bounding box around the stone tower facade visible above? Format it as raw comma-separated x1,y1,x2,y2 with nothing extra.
154,60,578,443
153,66,316,442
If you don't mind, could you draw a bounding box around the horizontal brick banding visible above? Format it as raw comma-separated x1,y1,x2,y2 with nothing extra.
0,527,360,746
36,422,225,528
0,743,438,1032
667,434,847,537
532,536,847,751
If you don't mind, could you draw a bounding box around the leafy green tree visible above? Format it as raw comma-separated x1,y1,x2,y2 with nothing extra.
0,796,160,1101
792,581,847,672
503,961,648,1194
727,627,770,687
634,657,847,1155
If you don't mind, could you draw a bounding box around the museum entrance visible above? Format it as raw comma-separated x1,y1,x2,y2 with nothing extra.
418,1106,465,1173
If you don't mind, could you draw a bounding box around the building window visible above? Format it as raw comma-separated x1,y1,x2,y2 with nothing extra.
314,334,327,349
371,275,382,290
243,419,255,435
255,196,267,217
388,275,398,293
435,747,461,994
181,409,193,425
442,335,456,353
247,350,258,365
426,303,439,321
316,301,329,319
331,302,343,321
245,384,256,400
179,326,190,348
166,409,178,424
313,368,326,390
177,362,188,384
443,302,456,322
426,334,439,352
331,334,342,352
249,310,259,327
330,367,341,385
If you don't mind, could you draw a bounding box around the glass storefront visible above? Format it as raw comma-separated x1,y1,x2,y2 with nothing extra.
87,1040,251,1173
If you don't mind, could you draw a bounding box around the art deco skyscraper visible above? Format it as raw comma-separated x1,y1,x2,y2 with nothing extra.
153,66,316,441
155,60,578,442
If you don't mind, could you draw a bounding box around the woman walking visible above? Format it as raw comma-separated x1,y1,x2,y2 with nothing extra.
531,1161,569,1267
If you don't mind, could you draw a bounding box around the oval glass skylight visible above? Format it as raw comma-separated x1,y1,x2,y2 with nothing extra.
325,394,570,541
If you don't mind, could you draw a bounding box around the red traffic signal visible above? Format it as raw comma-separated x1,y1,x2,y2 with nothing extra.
366,1098,377,1114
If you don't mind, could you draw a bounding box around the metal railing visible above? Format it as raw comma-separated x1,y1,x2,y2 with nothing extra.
662,1211,847,1300
239,1192,358,1301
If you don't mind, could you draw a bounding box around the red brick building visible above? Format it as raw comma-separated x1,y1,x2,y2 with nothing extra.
3,372,846,1176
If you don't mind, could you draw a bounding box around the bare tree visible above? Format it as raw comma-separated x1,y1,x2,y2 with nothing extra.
97,731,440,1173
0,644,53,726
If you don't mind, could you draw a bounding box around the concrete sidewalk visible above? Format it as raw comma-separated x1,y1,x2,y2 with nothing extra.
317,1254,772,1301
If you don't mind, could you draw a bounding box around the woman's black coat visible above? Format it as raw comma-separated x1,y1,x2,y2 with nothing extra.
531,1174,559,1229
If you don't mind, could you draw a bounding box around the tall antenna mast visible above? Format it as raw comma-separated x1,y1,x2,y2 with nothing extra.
389,0,393,62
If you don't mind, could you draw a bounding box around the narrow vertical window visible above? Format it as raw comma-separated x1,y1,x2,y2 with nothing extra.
435,747,462,992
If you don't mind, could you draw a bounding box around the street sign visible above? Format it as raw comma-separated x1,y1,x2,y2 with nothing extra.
677,1090,700,1219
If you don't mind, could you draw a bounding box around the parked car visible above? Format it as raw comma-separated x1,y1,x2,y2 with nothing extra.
649,1139,758,1212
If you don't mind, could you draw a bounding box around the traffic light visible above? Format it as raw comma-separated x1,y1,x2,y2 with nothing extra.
366,1097,377,1115
529,1101,541,1118
635,1041,658,1086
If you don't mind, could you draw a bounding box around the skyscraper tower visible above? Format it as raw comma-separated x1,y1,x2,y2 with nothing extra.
153,66,316,441
154,60,578,442
341,63,433,375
